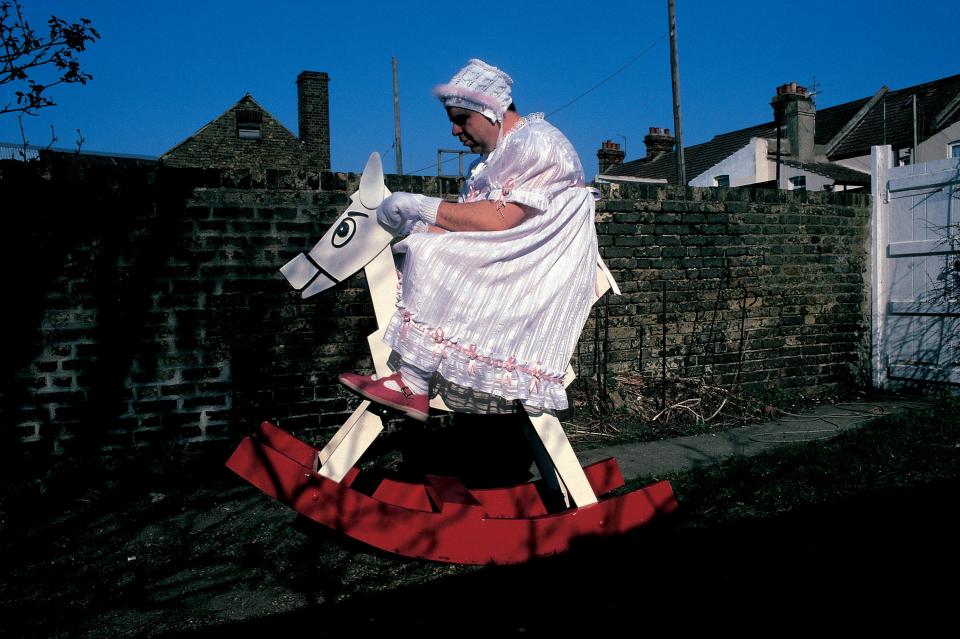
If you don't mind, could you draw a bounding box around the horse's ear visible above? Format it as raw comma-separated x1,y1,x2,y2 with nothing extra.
358,152,387,210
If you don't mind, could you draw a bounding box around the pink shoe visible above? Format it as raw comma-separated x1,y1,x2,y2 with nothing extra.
338,371,430,422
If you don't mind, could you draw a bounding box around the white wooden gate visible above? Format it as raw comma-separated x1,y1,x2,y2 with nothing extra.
871,146,960,389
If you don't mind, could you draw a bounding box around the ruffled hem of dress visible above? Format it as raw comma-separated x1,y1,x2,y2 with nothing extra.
382,310,569,411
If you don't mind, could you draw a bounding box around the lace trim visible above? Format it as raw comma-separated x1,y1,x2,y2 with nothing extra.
463,113,548,209
503,112,543,140
395,306,565,395
479,112,544,164
464,112,544,206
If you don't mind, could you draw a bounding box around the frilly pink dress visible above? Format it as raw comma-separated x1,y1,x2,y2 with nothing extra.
383,113,598,411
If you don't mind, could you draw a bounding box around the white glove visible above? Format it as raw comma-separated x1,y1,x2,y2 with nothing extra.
376,192,441,235
402,220,431,236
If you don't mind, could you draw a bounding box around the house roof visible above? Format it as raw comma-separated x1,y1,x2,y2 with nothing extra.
604,122,777,182
777,158,870,185
0,142,39,161
0,141,156,162
604,73,960,182
160,94,302,164
829,73,960,159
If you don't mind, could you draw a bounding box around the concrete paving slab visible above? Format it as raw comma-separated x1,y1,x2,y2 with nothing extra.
577,398,928,480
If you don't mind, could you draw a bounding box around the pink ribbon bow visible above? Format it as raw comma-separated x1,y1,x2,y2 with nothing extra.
500,356,517,388
495,177,516,216
431,328,446,356
466,182,480,202
528,364,543,395
466,344,479,376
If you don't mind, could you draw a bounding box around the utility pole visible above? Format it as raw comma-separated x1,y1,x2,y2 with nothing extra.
392,56,404,175
912,93,918,164
772,95,784,186
668,0,686,186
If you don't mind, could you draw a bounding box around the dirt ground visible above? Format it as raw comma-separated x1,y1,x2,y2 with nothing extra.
1,447,955,636
2,399,956,636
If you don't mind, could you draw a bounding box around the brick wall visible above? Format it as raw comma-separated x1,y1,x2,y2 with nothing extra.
1,157,871,458
581,182,872,395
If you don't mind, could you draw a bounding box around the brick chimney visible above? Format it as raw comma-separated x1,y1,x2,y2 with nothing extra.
297,71,330,171
597,139,625,174
644,127,674,160
771,82,815,164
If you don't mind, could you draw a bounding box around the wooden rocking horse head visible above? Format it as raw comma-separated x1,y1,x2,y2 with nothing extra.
279,153,394,298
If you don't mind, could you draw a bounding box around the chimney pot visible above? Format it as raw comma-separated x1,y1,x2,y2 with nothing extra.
597,139,625,174
770,80,815,164
644,126,675,160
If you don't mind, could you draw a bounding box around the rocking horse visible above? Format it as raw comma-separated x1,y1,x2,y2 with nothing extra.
226,153,677,564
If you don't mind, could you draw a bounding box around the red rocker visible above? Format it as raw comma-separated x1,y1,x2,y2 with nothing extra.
226,153,678,565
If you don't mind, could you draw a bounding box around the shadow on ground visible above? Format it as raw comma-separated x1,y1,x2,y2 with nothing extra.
192,478,959,634
2,464,955,637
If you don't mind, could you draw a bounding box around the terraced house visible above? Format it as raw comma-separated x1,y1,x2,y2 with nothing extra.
597,73,960,191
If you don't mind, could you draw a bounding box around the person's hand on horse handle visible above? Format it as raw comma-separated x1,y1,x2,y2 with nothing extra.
377,192,441,235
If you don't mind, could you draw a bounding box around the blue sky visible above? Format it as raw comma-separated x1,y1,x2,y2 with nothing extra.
3,1,957,177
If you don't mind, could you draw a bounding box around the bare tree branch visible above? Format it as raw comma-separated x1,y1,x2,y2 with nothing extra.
1,0,99,117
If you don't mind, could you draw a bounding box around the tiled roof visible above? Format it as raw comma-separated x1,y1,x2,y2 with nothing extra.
814,97,872,145
829,74,960,159
777,158,870,185
604,122,777,182
603,73,960,182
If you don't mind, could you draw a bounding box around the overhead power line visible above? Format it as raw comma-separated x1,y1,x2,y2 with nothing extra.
546,33,668,118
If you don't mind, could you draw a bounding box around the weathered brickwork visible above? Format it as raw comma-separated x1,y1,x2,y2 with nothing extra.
162,94,323,173
579,183,871,397
1,157,871,458
297,71,331,171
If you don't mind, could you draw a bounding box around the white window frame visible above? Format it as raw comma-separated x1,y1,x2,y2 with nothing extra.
236,109,263,141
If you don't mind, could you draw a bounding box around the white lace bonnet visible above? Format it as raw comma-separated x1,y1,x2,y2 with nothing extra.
432,58,513,124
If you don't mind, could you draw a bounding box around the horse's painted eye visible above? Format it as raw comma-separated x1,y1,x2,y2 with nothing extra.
332,217,357,247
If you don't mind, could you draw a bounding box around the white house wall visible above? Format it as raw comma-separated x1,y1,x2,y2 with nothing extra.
918,119,960,162
690,138,767,187
778,165,834,191
755,139,772,183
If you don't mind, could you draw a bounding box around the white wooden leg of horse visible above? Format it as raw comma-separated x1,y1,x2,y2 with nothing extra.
316,401,384,482
524,408,598,507
313,245,395,482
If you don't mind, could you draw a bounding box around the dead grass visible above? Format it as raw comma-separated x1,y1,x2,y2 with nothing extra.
564,373,846,446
